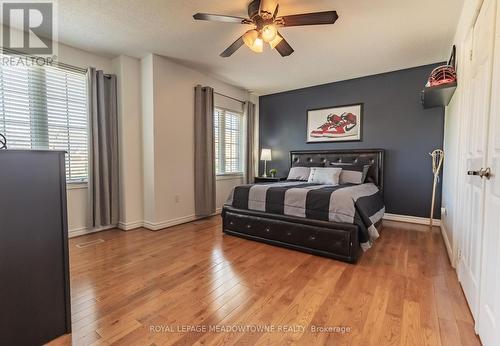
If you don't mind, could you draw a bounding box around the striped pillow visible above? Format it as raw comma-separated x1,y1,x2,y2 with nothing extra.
330,163,371,184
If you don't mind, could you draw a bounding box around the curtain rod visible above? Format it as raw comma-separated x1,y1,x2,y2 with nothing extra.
214,91,245,104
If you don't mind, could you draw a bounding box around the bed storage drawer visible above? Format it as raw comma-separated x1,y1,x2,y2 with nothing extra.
222,207,359,262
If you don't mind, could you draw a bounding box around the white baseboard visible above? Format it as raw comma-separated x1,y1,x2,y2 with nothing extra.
130,208,224,231
440,222,455,267
69,224,116,238
69,208,224,237
142,214,199,231
117,220,144,231
383,213,441,226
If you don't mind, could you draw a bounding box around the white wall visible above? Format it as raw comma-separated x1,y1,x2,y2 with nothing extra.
58,44,112,72
112,55,144,230
442,90,461,247
215,176,243,210
441,0,482,260
141,54,251,229
66,185,88,234
141,55,157,224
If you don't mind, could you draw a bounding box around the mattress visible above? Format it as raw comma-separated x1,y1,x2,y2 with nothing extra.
226,181,385,250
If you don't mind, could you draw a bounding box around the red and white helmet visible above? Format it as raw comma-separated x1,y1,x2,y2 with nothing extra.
427,65,457,87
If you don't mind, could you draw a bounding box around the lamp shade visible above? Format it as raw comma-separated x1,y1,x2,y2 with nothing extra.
260,148,272,161
243,29,263,53
261,24,278,43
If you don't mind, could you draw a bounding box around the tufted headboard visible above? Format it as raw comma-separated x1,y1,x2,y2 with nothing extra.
290,149,385,191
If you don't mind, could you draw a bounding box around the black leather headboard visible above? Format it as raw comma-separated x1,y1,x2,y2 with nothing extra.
290,149,385,191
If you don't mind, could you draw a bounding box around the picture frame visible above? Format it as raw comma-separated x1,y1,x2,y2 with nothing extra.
306,103,363,143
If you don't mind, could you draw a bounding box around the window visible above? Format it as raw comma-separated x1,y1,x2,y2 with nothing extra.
214,108,244,175
0,63,88,182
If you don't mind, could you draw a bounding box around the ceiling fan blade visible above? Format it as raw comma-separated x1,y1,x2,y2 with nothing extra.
220,36,245,57
248,0,261,19
272,4,280,19
278,11,338,27
193,13,250,24
274,34,294,57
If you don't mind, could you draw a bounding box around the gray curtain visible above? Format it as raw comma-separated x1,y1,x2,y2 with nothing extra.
194,85,216,217
245,101,256,184
87,68,119,228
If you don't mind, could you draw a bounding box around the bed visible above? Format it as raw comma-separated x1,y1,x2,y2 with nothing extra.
221,149,385,263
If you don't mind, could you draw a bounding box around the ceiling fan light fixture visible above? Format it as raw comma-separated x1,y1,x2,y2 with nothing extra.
243,29,263,53
193,1,338,58
254,37,264,52
261,24,278,42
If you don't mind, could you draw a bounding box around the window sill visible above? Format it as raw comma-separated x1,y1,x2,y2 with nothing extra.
216,173,244,181
67,182,88,190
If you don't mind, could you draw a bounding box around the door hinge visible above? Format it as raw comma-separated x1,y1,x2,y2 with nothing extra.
458,249,463,260
470,49,473,61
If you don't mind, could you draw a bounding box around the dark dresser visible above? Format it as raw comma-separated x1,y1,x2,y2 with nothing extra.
0,150,71,345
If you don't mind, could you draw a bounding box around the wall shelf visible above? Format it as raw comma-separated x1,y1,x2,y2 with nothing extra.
421,82,457,109
421,45,457,109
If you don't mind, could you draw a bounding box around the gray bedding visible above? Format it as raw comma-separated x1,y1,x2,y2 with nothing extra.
226,181,385,250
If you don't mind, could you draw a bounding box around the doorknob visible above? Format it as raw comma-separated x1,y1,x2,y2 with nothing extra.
468,170,481,176
479,167,492,180
467,168,492,179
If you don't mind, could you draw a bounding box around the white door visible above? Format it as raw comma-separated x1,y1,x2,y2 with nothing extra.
456,0,496,323
456,27,474,291
478,0,500,344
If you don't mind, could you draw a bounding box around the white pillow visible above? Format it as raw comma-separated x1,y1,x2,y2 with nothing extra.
307,167,342,185
287,167,311,180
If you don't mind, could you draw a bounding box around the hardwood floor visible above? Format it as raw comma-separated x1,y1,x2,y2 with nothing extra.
47,217,480,346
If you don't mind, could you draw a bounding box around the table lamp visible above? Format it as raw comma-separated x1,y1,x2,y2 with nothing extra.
260,148,272,177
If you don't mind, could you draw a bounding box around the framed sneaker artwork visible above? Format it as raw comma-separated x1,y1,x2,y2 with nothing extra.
307,103,363,143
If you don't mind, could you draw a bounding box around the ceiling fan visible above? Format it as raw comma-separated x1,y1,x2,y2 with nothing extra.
193,0,338,57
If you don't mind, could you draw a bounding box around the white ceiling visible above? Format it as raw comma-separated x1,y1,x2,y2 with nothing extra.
55,0,463,95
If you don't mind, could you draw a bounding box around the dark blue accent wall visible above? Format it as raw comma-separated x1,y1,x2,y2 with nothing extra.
259,63,445,218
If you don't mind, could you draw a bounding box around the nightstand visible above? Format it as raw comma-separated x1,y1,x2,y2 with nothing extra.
254,176,287,183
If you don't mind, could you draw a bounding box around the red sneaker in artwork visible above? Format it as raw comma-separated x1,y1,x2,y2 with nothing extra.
310,112,358,138
322,112,358,137
330,114,343,124
343,112,357,123
310,114,337,137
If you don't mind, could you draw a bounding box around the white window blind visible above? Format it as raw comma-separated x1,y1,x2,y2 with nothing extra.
214,108,243,174
0,63,88,182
